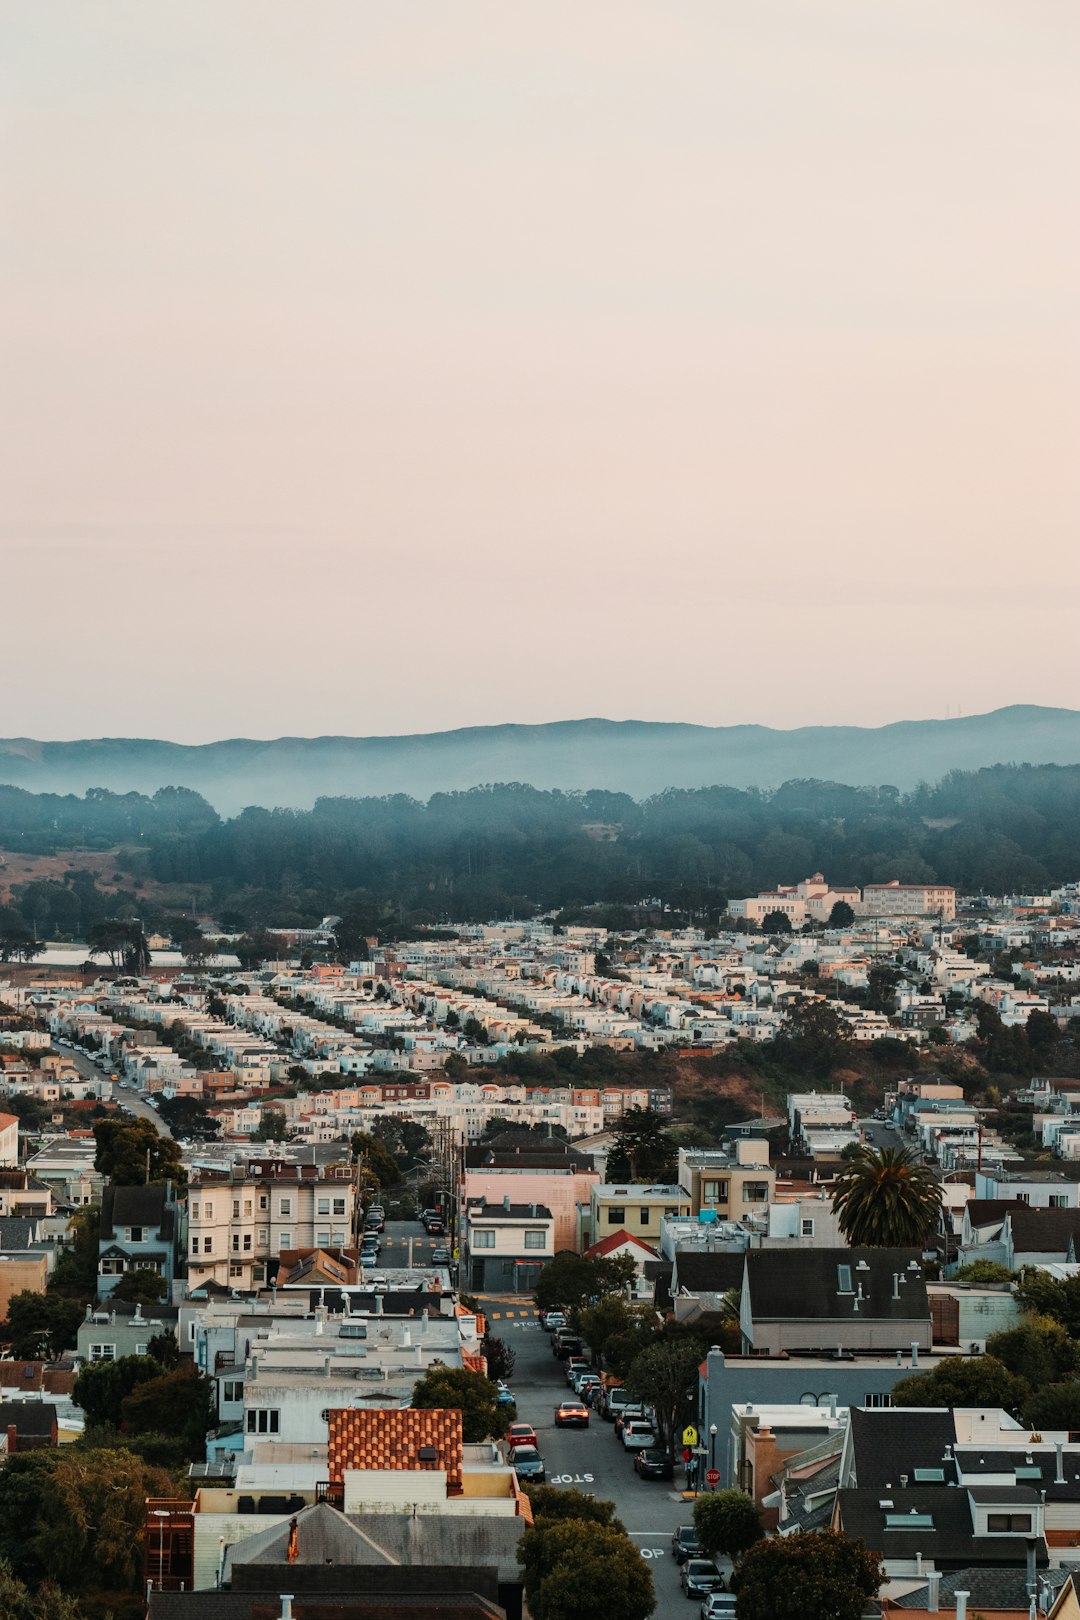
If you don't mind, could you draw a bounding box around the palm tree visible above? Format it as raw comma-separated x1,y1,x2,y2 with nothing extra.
830,1145,942,1247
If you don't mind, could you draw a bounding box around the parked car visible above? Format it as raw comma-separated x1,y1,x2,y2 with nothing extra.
614,1404,647,1438
700,1595,737,1620
505,1423,539,1451
424,1217,445,1235
552,1333,584,1361
633,1448,674,1480
432,1247,451,1264
573,1372,601,1398
495,1382,516,1407
554,1400,590,1428
671,1526,703,1564
540,1311,566,1333
511,1445,545,1483
621,1421,656,1452
604,1386,632,1422
565,1356,590,1386
681,1561,726,1600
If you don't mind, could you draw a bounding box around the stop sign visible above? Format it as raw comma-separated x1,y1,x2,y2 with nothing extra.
705,1469,721,1485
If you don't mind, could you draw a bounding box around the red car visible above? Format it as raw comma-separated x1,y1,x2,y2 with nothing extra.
505,1423,539,1451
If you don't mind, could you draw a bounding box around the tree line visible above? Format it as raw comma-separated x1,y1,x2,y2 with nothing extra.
0,764,1078,933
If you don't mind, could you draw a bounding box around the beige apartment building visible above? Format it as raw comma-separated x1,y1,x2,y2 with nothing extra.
677,1141,777,1219
187,1156,357,1287
858,881,957,921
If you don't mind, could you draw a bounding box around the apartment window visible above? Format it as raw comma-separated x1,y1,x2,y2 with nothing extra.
244,1200,252,1216
607,1208,625,1225
204,1202,213,1218
316,1231,330,1247
229,1263,243,1278
127,1226,144,1243
191,1202,200,1220
1049,1195,1069,1209
232,1235,240,1252
333,1198,346,1216
800,1219,815,1238
317,1198,330,1216
257,1228,268,1246
743,1183,769,1204
89,1344,116,1361
232,1201,240,1218
524,1230,546,1250
246,1409,280,1434
332,1231,345,1246
472,1229,495,1249
987,1513,1032,1533
279,1198,292,1216
638,1208,651,1226
279,1232,291,1251
863,1393,892,1408
203,1237,213,1253
222,1381,243,1403
243,1234,252,1251
259,1194,268,1210
135,1342,147,1356
702,1180,729,1205
191,1236,200,1255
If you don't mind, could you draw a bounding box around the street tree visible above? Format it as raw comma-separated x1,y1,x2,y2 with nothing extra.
481,1334,516,1384
830,1146,942,1247
692,1489,763,1564
523,1485,624,1530
534,1252,637,1315
110,1267,168,1305
624,1335,705,1457
350,1131,401,1187
517,1517,654,1620
572,1295,655,1377
411,1366,500,1443
734,1528,883,1620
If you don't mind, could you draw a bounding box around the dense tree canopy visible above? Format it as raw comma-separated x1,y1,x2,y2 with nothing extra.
692,1489,763,1563
1,765,1078,934
517,1516,654,1620
92,1119,186,1187
411,1366,501,1443
734,1529,883,1620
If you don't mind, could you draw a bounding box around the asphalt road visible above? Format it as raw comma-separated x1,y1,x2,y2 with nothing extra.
63,1046,174,1139
857,1117,901,1152
485,1304,726,1615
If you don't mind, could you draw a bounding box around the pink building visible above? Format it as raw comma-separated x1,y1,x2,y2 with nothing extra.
461,1133,600,1253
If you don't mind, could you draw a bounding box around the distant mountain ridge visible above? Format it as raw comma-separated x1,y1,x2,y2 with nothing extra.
0,705,1077,816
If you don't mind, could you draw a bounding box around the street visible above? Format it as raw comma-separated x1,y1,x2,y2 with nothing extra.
481,1294,714,1616
63,1045,174,1139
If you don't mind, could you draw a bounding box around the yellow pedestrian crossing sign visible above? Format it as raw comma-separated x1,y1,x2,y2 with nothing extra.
682,1425,700,1448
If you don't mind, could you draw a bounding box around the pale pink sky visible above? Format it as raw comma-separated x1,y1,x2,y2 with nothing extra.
1,1,1077,742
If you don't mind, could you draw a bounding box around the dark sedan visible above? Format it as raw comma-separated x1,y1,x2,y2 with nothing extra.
511,1445,545,1483
633,1448,674,1481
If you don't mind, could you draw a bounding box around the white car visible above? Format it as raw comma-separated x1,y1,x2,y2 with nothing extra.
621,1421,656,1452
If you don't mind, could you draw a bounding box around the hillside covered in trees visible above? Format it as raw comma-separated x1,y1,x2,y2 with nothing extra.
0,764,1076,936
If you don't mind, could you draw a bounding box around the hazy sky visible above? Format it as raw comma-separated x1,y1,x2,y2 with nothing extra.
2,1,1077,743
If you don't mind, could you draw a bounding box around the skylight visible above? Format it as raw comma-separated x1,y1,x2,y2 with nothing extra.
885,1513,935,1530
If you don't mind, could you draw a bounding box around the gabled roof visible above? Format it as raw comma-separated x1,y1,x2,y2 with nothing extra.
99,1182,172,1241
584,1229,658,1261
745,1248,929,1322
1006,1207,1080,1254
0,1217,38,1251
837,1485,1048,1566
894,1566,1071,1612
328,1408,463,1490
849,1408,957,1488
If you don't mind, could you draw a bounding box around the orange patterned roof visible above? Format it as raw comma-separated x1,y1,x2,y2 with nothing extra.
327,1408,463,1490
462,1352,487,1375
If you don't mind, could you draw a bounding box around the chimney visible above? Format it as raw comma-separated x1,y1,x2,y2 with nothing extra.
916,1551,923,1576
900,1474,909,1488
1056,1442,1065,1484
323,1357,331,1378
503,1195,511,1213
910,1342,919,1368
280,1599,294,1620
1026,1539,1037,1595
926,1570,941,1612
955,1591,969,1620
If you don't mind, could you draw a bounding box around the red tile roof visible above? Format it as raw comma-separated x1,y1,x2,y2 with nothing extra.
327,1408,463,1490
